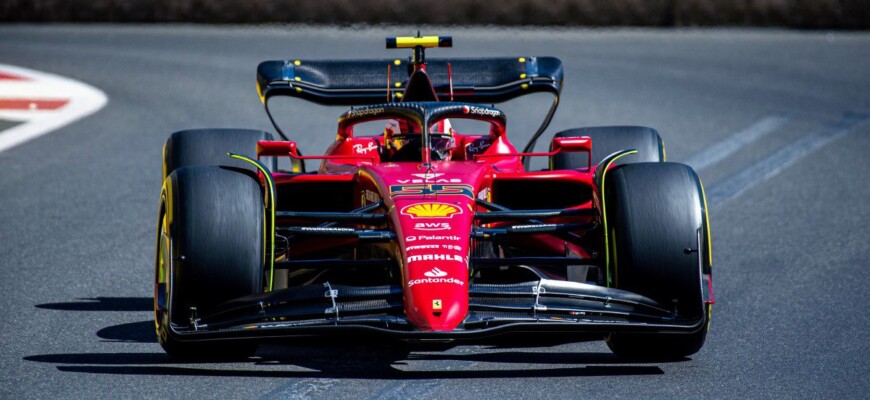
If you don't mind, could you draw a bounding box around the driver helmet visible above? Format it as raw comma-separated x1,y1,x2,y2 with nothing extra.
384,119,456,161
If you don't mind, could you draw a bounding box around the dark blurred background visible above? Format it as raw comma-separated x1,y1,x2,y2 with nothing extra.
2,0,868,29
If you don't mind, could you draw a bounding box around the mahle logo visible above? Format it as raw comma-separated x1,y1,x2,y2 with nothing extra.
407,254,465,263
401,202,461,219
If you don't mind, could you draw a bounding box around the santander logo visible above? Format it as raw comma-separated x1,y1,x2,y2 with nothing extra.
424,267,448,277
408,267,464,287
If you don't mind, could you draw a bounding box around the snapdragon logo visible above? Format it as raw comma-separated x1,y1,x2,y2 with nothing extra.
347,107,384,118
462,105,500,118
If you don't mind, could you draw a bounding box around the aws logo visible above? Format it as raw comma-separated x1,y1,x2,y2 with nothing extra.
414,222,450,231
390,184,474,199
401,202,462,219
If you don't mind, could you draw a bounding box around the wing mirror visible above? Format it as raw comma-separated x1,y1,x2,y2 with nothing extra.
550,136,592,168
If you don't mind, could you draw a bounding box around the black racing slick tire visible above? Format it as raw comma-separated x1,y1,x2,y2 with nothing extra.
602,162,709,359
162,128,275,178
154,166,264,360
550,126,664,170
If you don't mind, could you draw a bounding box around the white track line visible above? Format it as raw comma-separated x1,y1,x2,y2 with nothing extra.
705,111,869,208
683,115,790,172
0,64,107,153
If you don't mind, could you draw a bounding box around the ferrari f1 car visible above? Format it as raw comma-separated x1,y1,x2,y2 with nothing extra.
155,35,714,360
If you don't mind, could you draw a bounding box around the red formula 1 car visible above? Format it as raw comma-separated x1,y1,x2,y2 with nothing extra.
154,35,714,360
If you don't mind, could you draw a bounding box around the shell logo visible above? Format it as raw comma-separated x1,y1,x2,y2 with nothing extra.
401,202,462,219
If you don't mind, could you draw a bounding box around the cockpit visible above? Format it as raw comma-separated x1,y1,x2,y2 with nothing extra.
334,102,507,164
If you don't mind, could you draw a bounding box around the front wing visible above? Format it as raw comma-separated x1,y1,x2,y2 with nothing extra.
167,278,706,342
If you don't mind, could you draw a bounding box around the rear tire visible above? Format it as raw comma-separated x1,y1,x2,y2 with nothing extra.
602,162,708,359
163,128,275,178
550,126,664,170
155,166,265,360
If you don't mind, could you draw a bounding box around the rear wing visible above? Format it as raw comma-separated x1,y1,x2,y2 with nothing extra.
256,57,563,105
258,57,562,163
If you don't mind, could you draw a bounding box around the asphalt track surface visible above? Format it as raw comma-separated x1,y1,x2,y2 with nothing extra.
1,25,869,399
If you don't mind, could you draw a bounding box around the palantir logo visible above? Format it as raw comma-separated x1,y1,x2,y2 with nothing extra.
424,267,448,278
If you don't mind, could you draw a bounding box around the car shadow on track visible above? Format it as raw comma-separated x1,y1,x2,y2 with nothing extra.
28,298,682,379
34,298,158,343
24,329,678,379
97,320,156,343
24,353,666,379
35,297,151,312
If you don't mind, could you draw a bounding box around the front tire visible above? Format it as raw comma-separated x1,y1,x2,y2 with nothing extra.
162,128,275,178
550,126,664,170
602,162,709,359
155,166,265,360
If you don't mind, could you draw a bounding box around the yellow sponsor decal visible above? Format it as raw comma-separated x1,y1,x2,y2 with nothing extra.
401,202,462,219
395,36,441,48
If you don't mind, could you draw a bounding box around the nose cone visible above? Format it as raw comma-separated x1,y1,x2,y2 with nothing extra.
394,199,473,331
406,287,467,330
